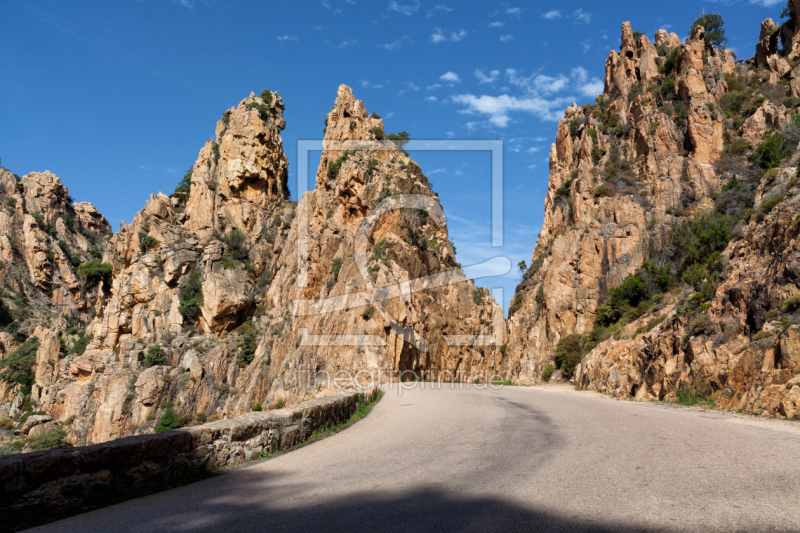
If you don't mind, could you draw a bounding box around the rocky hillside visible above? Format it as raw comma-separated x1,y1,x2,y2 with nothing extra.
0,86,505,451
508,6,800,419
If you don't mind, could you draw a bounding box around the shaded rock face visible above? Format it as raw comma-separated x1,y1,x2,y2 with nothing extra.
509,4,800,421
2,86,504,447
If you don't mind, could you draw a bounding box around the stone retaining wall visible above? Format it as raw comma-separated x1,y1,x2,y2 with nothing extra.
0,389,378,532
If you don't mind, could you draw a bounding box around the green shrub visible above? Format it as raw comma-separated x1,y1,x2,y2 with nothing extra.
594,185,610,198
236,323,257,368
0,337,40,393
143,344,166,367
178,265,204,322
541,363,555,382
759,194,786,214
553,178,574,204
260,89,272,106
596,275,650,326
154,408,183,433
0,418,13,430
554,334,584,378
369,127,385,140
682,263,708,291
138,232,158,253
222,229,248,263
387,131,410,146
68,336,90,356
174,167,192,196
362,305,376,320
6,197,16,208
782,294,800,313
690,12,726,49
689,314,714,337
27,429,68,451
765,309,781,322
727,137,750,156
78,259,112,288
675,387,714,408
327,150,352,179
251,403,263,412
591,145,607,163
752,330,774,341
748,132,790,170
370,111,381,119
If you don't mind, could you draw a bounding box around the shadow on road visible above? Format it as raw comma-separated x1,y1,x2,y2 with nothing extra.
40,468,662,533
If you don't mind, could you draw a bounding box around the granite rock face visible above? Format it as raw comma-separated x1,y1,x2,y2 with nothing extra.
1,87,505,448
507,5,800,421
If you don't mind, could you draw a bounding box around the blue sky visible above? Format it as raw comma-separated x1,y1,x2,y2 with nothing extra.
0,0,785,312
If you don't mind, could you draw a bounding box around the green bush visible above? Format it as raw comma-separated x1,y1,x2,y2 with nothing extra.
759,194,786,214
222,229,248,263
154,408,183,433
594,185,610,198
27,429,68,451
541,363,555,382
0,337,40,393
138,232,158,253
387,131,410,146
782,294,800,313
752,330,774,341
178,265,203,322
748,132,790,169
554,334,584,378
688,314,714,337
251,403,263,412
675,387,714,408
690,12,726,49
143,344,166,367
236,322,257,368
553,178,574,204
68,336,90,356
327,150,352,179
78,259,112,289
174,167,192,196
596,275,650,326
362,305,376,320
369,127,385,140
6,197,16,208
682,263,708,291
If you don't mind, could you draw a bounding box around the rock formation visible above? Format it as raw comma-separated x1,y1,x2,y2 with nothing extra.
0,87,505,450
508,4,800,421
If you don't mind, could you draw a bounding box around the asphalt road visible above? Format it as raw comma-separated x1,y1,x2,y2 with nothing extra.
30,384,800,532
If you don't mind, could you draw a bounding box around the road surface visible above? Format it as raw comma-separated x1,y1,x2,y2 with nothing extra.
30,383,800,532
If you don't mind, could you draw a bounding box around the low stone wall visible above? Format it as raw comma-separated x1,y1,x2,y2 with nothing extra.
0,389,378,532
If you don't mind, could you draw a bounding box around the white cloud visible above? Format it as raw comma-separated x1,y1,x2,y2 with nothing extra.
388,0,420,16
440,71,461,82
277,35,297,41
427,83,443,89
573,8,591,24
379,38,404,49
406,81,420,90
425,96,438,102
360,80,370,87
451,93,574,125
385,112,395,118
506,7,521,15
489,21,504,27
750,0,784,4
428,168,447,174
571,67,603,96
446,131,455,139
542,10,560,19
500,34,514,41
338,40,357,48
176,0,194,9
474,69,500,84
525,147,540,153
453,168,463,175
166,168,178,173
313,25,324,31
466,121,478,131
527,164,537,170
434,4,453,11
507,69,569,95
432,28,467,43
